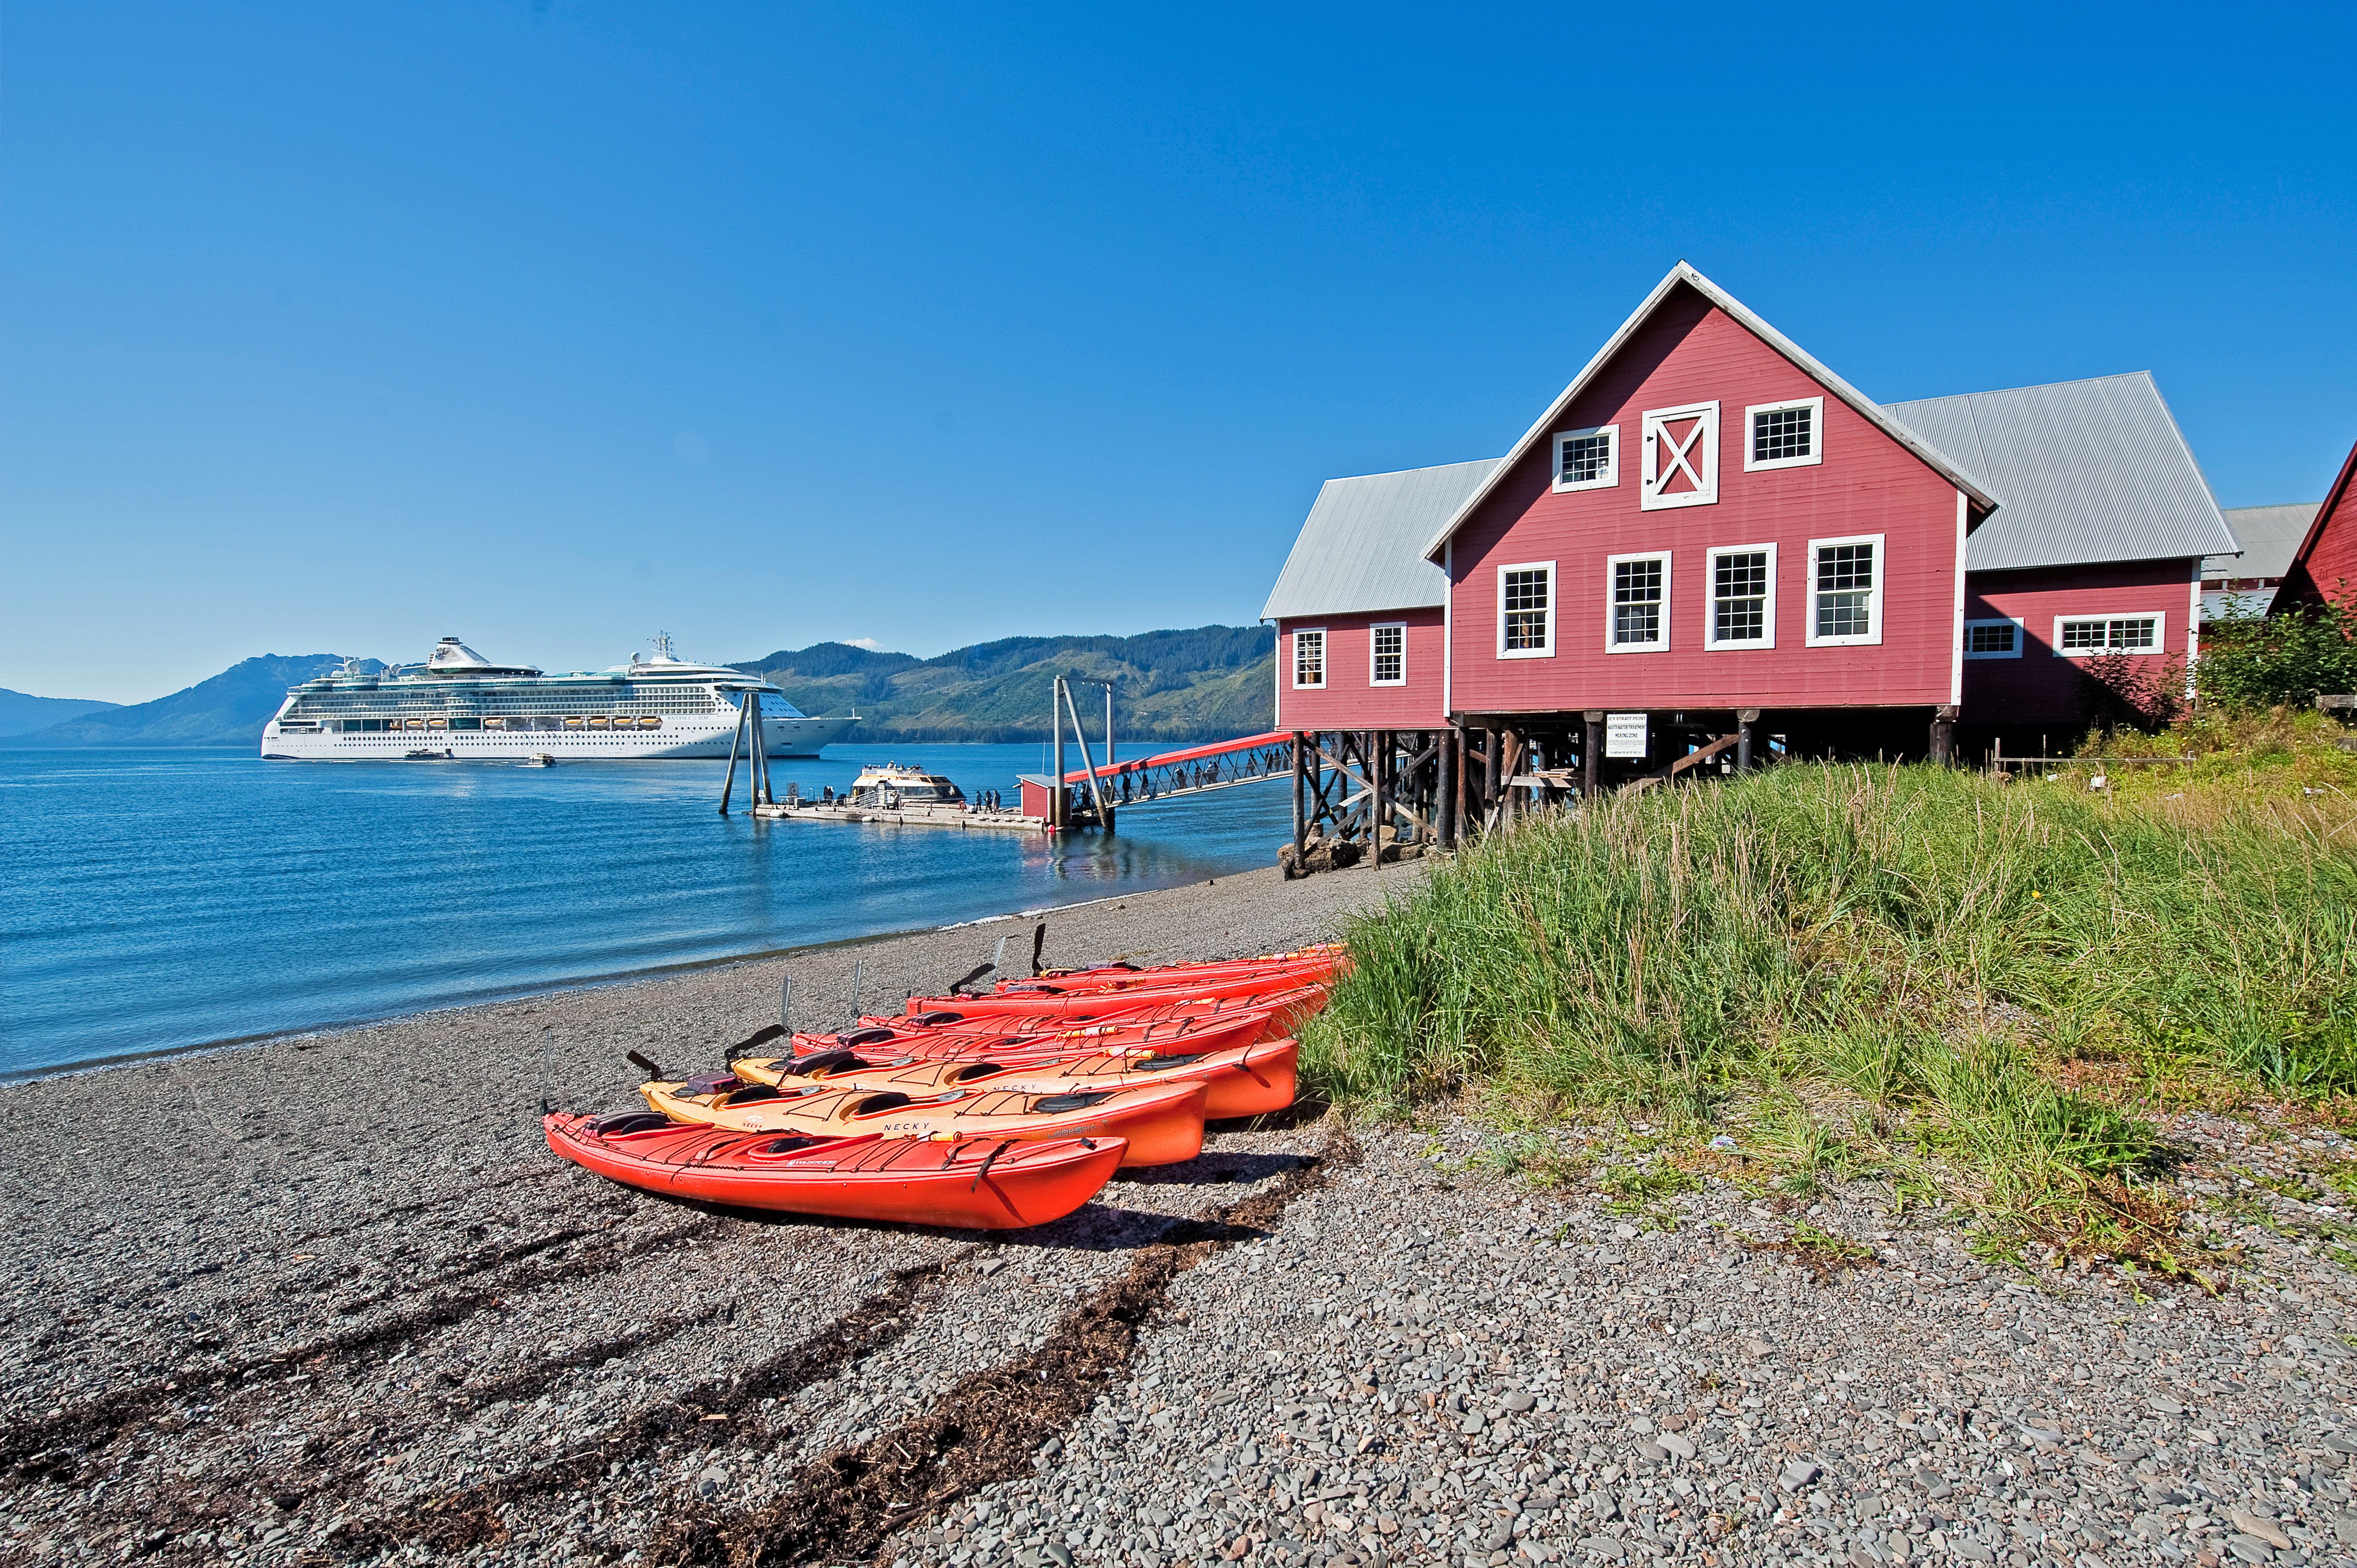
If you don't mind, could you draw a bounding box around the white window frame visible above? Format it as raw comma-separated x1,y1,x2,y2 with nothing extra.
1639,401,1719,511
1496,561,1557,660
1291,628,1326,689
1743,395,1825,472
1369,622,1407,687
1605,550,1672,654
1551,425,1619,493
1805,533,1886,648
2052,611,2168,659
1962,616,2025,660
1702,542,1777,650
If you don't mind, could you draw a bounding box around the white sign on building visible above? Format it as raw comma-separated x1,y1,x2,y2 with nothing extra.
1604,712,1649,759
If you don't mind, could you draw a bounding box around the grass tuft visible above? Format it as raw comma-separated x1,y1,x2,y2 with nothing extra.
1302,759,2357,1274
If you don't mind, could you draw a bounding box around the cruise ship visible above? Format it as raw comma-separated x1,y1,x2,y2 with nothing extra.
259,636,858,761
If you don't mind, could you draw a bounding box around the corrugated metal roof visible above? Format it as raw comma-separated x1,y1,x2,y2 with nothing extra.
2210,503,2318,580
1262,457,1501,620
1883,373,2239,573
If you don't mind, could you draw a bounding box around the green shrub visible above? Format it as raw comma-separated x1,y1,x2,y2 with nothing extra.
2198,597,2357,710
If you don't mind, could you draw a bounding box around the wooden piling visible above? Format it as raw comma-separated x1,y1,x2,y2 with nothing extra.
1291,733,1307,868
719,691,746,815
1438,727,1458,851
1582,711,1603,798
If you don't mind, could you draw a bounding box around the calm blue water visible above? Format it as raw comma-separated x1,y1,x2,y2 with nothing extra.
0,744,1293,1077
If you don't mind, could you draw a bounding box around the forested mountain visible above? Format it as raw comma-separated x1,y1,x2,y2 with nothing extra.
731,625,1274,743
0,688,119,737
3,626,1277,749
0,657,361,747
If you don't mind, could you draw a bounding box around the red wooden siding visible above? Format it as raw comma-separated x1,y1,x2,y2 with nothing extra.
1446,284,1963,716
2276,434,2357,610
1963,559,2200,726
1274,610,1447,730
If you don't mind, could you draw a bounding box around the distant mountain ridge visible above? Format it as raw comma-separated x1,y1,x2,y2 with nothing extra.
0,656,366,748
0,688,120,737
731,625,1275,744
3,626,1276,749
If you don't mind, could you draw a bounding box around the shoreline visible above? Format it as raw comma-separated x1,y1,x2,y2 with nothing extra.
0,866,1306,1088
6,851,2355,1568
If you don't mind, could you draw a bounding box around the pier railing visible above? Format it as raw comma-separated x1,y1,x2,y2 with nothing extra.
1055,731,1294,807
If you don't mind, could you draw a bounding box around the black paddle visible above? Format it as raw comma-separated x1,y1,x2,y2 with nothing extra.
626,1050,665,1082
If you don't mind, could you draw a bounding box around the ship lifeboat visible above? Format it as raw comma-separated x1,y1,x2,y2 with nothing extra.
545,1114,1121,1229
638,716,662,728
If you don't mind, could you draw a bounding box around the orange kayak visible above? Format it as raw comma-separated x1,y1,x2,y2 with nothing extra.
639,1073,1208,1167
732,1036,1299,1120
544,1112,1121,1229
795,1006,1280,1061
897,981,1329,1030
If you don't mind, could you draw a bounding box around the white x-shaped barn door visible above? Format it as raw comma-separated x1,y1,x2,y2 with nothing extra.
1640,400,1720,510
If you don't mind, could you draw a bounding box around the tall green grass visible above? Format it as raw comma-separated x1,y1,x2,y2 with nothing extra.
1303,764,2357,1260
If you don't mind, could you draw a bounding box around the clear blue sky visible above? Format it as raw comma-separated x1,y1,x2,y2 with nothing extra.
4,2,2352,704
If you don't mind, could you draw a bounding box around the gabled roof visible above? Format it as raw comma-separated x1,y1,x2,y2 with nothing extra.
1419,261,1999,561
1263,457,1501,621
2280,434,2357,602
1883,373,2239,572
2211,503,2318,580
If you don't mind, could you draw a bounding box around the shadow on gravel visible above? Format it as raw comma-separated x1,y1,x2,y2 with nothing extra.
321,1256,970,1559
651,1129,1361,1568
0,1214,712,1486
1108,1151,1306,1188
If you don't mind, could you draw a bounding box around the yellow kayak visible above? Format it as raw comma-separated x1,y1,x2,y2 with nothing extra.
731,1036,1298,1120
638,1071,1207,1167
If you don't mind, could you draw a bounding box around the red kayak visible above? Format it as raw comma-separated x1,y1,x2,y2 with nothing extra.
1031,945,1345,991
896,981,1329,1029
796,1006,1279,1061
544,1112,1123,1229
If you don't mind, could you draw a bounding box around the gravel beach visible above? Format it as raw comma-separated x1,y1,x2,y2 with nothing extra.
7,858,2357,1568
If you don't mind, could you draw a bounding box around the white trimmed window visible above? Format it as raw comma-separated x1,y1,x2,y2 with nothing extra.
1553,426,1618,492
1963,618,2024,659
1606,552,1671,653
1805,534,1885,647
1370,623,1406,686
1705,543,1776,649
1744,396,1824,471
1292,628,1326,688
1639,401,1718,510
2054,613,2165,657
1497,562,1556,659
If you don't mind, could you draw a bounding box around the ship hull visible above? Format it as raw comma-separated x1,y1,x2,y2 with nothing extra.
261,714,858,761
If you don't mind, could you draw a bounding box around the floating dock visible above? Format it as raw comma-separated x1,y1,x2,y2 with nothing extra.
748,800,1048,831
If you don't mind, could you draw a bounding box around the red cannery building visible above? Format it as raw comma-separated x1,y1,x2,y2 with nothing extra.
1265,262,2241,827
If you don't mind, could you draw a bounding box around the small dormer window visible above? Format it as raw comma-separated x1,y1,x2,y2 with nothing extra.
1745,397,1824,471
1552,426,1618,492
